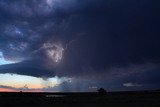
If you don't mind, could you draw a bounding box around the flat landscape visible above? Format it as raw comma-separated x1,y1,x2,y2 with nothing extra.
0,91,160,107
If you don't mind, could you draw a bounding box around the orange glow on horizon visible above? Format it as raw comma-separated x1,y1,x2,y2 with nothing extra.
12,84,44,89
0,88,43,92
0,88,18,92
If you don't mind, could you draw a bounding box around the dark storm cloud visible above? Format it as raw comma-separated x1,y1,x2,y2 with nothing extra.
56,0,160,76
0,0,160,90
121,66,160,90
0,0,76,60
0,60,55,77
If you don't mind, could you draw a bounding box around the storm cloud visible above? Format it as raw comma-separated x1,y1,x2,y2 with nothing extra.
0,0,160,91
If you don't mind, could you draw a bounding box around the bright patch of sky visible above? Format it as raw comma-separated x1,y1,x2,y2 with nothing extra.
0,52,17,65
0,73,69,89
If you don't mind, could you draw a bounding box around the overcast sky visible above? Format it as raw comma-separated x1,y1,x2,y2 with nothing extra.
0,0,160,92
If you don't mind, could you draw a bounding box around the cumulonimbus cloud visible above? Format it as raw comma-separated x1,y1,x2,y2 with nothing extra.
0,0,160,91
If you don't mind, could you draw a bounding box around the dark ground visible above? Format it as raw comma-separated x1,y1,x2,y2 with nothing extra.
0,91,160,107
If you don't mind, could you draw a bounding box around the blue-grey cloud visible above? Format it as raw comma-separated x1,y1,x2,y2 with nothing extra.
0,0,160,91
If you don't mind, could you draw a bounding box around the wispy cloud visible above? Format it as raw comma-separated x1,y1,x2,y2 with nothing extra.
123,83,142,87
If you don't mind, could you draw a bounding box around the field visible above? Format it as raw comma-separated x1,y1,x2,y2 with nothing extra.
0,91,160,107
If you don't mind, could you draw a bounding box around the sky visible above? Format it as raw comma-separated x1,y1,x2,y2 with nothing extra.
0,0,160,92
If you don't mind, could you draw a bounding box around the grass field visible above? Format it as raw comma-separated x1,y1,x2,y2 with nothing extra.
0,91,160,107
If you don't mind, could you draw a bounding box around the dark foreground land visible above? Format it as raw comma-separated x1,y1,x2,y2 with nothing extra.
0,91,160,107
